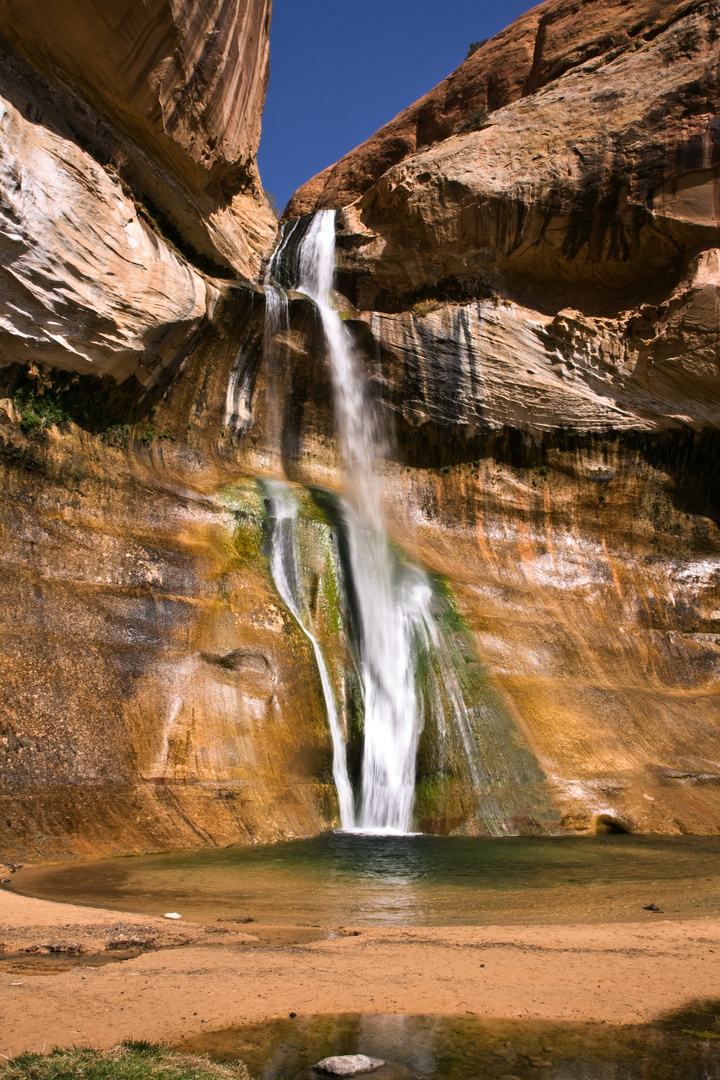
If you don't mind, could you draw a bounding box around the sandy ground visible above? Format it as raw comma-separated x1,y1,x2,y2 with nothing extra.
1,887,719,1059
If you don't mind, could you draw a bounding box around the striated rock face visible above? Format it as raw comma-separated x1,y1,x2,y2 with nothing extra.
272,0,720,837
350,252,720,443
285,0,697,218
0,292,337,859
318,0,720,445
237,296,720,839
0,0,277,391
0,0,276,276
0,59,215,385
1,0,720,860
336,4,720,318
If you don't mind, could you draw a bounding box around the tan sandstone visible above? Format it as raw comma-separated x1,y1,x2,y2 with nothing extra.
1,0,719,858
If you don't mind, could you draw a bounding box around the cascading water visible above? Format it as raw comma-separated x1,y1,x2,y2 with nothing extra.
296,212,438,832
261,285,288,448
264,479,355,827
264,210,481,834
260,224,297,451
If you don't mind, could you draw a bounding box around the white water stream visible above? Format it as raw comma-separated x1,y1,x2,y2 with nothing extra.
264,479,355,826
264,210,477,834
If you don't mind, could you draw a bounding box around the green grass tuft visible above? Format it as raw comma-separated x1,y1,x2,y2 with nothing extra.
120,1040,161,1056
0,1044,252,1080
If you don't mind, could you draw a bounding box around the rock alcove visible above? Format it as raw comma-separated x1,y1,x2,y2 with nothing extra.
0,0,719,859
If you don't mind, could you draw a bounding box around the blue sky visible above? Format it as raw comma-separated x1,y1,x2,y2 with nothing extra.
258,0,538,214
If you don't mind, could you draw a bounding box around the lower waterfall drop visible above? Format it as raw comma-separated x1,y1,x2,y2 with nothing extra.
264,479,356,828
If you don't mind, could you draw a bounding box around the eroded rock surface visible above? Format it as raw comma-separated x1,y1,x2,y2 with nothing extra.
0,0,277,276
1,0,719,859
0,58,215,385
283,0,720,461
337,3,720,317
0,0,276,391
286,0,699,218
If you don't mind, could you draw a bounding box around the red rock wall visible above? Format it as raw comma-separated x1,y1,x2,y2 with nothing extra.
285,0,696,218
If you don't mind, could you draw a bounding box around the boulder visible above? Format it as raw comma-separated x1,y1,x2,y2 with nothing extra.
314,1056,386,1076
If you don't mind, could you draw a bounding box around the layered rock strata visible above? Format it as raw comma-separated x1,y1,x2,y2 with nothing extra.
0,0,276,276
0,0,276,390
0,293,336,859
1,0,720,860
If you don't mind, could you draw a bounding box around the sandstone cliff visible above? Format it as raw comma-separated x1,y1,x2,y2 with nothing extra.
286,0,714,219
0,0,277,389
267,0,720,838
1,0,719,862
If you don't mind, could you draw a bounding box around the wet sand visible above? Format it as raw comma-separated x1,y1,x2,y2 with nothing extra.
1,887,719,1060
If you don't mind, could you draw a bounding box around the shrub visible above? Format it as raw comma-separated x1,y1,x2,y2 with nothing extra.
102,423,132,449
14,386,69,434
466,39,488,59
19,408,44,435
10,363,142,435
263,190,281,221
141,428,175,446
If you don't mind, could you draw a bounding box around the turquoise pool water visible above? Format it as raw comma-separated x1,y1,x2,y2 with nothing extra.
12,832,720,927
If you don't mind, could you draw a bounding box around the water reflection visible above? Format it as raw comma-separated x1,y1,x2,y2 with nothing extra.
11,832,720,927
180,1007,720,1080
315,835,426,923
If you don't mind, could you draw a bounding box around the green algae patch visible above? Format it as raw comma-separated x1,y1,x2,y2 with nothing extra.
414,573,562,836
261,482,361,766
218,481,267,568
9,362,147,435
0,1044,250,1080
413,772,477,833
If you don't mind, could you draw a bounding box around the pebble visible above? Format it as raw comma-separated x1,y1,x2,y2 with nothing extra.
314,1055,385,1076
163,912,182,919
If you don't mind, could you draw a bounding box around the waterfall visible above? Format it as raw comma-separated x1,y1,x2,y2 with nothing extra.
292,212,429,833
261,226,296,452
262,209,481,834
264,479,356,827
